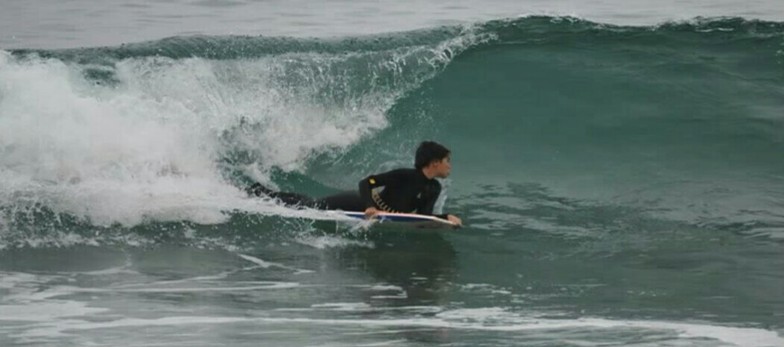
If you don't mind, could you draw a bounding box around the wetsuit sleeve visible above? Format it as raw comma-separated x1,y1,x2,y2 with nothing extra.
419,182,449,220
358,169,401,209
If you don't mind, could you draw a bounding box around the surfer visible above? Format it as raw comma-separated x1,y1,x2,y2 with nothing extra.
247,141,463,226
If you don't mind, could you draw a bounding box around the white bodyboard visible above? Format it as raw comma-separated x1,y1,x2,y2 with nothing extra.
334,211,458,229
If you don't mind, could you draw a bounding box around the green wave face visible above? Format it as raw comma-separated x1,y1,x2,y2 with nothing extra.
1,16,783,245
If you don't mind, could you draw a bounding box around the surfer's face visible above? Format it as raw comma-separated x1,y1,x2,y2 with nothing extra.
432,156,451,178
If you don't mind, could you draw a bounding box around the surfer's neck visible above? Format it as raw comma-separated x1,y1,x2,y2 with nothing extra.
421,167,436,180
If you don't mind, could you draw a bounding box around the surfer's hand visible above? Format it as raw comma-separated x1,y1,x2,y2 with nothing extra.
447,214,462,226
364,207,380,218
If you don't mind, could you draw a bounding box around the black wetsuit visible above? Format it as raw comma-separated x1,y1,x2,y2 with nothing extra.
247,168,447,219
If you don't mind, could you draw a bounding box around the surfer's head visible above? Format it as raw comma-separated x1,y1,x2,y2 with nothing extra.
416,141,451,178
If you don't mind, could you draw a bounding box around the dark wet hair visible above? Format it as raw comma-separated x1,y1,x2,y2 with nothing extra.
415,141,450,170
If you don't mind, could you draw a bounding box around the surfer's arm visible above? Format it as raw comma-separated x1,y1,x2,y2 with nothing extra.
358,169,402,209
358,175,379,209
419,184,462,226
419,184,449,220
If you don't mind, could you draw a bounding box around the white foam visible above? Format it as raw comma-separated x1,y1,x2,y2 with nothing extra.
295,234,375,250
275,305,441,314
238,253,314,274
370,293,408,300
311,302,372,311
0,22,483,247
435,307,521,323
60,281,302,294
459,283,514,296
115,282,301,293
77,266,138,276
9,307,783,347
366,285,404,292
4,285,78,302
0,272,77,303
237,253,281,268
1,42,456,229
15,316,248,339
0,54,246,226
0,272,37,289
0,301,107,322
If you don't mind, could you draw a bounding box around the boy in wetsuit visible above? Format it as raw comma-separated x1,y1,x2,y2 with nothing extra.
247,141,463,226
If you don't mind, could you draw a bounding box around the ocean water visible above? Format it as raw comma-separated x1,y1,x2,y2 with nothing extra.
1,1,784,346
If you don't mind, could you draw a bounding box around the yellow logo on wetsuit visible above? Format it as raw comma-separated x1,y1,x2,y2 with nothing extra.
369,178,376,184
